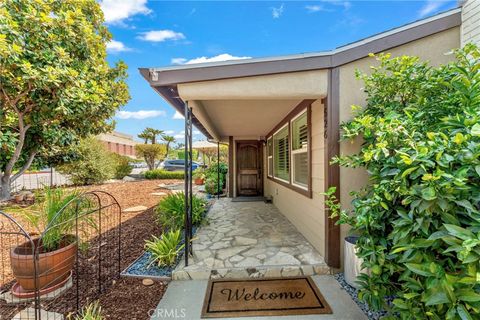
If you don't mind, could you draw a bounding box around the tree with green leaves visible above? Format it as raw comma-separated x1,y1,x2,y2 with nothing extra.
0,0,129,200
135,144,166,171
329,45,480,318
162,135,176,158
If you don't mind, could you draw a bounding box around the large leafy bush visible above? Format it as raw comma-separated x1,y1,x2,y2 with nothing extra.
333,45,480,318
110,153,133,179
57,137,114,185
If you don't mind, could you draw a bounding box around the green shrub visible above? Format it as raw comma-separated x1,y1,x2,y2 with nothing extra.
57,137,114,185
145,229,184,267
110,153,133,179
155,192,207,230
144,169,184,180
204,161,227,194
331,45,480,318
72,301,103,320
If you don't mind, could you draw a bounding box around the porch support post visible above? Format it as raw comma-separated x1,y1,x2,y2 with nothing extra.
188,105,193,256
183,101,193,266
228,136,234,197
217,142,220,199
324,68,341,268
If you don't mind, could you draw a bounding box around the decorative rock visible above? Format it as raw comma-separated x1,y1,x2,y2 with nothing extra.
264,268,282,278
281,266,301,277
172,270,191,280
216,246,248,260
210,241,230,250
151,192,167,196
301,265,315,276
122,176,136,182
123,205,148,212
142,278,154,286
264,252,301,266
235,257,260,267
224,269,249,279
188,270,211,280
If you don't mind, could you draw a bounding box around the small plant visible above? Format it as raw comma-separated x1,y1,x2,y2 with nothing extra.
72,301,104,320
22,188,81,251
144,169,184,180
193,168,206,180
145,229,184,267
155,192,207,230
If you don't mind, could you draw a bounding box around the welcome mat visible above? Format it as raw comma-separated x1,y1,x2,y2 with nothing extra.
201,277,332,318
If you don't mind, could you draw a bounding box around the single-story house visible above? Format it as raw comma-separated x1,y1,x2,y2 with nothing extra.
140,5,479,269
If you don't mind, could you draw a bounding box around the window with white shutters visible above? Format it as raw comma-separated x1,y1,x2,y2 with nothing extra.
273,124,289,182
291,110,308,188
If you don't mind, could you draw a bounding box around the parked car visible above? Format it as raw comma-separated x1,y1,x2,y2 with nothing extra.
159,159,200,171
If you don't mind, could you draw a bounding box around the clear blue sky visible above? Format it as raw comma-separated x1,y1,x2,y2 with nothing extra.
102,0,457,143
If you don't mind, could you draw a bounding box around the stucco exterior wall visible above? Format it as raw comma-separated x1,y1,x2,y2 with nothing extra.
461,0,480,46
338,27,460,263
264,99,326,256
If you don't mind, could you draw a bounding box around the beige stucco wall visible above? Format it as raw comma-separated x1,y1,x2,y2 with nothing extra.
461,0,480,46
264,99,326,256
178,70,328,101
338,26,460,263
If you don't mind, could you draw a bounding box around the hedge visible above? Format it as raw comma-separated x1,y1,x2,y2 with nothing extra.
144,169,184,180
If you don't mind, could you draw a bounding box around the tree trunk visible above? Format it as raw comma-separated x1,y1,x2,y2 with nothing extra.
0,177,11,201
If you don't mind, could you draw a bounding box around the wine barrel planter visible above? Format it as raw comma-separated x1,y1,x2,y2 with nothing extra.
10,235,77,292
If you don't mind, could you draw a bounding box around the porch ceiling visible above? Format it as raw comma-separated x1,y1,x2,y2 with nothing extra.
192,99,301,139
175,69,328,140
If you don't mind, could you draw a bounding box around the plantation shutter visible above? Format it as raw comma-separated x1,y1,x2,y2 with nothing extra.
292,111,308,187
274,126,290,181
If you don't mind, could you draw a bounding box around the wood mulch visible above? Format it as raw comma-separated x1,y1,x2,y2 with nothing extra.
0,179,183,320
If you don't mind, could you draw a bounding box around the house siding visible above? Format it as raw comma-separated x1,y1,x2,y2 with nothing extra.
337,26,461,265
264,99,326,256
461,0,480,46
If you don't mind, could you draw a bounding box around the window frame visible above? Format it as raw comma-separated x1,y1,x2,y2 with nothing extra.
290,109,309,190
272,123,290,184
267,137,273,178
266,100,313,198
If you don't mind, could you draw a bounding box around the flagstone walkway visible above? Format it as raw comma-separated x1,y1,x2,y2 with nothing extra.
173,198,330,280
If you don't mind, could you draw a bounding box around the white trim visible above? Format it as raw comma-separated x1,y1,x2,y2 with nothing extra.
272,123,290,182
290,109,309,190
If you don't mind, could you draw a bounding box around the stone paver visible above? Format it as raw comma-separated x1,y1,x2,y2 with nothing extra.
150,275,367,320
123,205,148,212
173,198,330,280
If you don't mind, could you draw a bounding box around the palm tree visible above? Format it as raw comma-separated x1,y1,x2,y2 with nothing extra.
138,131,150,144
162,135,176,158
138,127,164,144
145,128,164,144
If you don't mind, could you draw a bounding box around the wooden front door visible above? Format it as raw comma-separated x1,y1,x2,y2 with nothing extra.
236,141,263,196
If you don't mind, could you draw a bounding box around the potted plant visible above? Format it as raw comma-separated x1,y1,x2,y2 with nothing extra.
10,188,86,293
193,168,205,185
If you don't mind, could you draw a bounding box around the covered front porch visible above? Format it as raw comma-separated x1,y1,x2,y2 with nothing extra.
173,198,330,280
141,64,341,269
